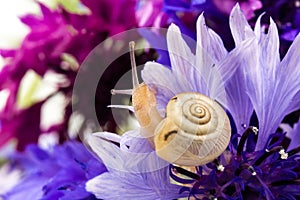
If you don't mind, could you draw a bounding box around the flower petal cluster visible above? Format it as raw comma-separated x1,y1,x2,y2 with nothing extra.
229,6,300,149
85,131,188,199
142,5,254,132
1,141,106,200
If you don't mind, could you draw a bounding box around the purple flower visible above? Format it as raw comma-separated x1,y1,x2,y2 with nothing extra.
164,0,206,11
230,6,300,150
85,131,188,199
0,101,44,150
136,4,300,199
0,4,78,149
170,128,300,199
0,0,137,149
1,140,106,200
142,5,253,124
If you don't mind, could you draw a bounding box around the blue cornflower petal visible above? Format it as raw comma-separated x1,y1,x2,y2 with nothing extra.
282,118,300,150
238,12,300,149
2,141,105,200
229,5,255,45
142,13,254,119
224,5,254,134
195,13,227,98
167,24,197,92
85,131,187,199
163,0,206,11
278,33,300,114
86,169,186,200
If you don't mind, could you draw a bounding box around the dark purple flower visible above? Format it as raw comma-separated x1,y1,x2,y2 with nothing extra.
170,129,300,199
0,101,44,151
0,4,79,150
0,0,137,149
1,140,106,200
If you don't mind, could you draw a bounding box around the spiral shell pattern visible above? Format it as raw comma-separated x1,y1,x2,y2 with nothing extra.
154,92,231,166
167,93,219,136
183,99,211,124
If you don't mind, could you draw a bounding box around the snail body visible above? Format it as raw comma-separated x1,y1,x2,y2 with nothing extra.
132,82,163,145
127,41,163,144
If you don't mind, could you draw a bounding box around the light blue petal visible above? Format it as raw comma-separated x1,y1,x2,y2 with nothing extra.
86,132,124,172
225,67,253,134
254,21,298,148
87,130,168,173
86,169,186,200
278,33,300,114
254,14,264,38
229,4,254,45
217,5,257,133
287,118,300,150
259,18,280,81
86,131,186,199
86,172,157,200
242,17,300,149
213,38,255,109
195,13,228,96
196,13,227,66
239,39,270,147
167,23,198,92
120,129,153,153
289,91,300,114
281,120,300,151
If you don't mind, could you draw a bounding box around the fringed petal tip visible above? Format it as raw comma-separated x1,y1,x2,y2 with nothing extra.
229,3,255,45
84,132,125,172
167,23,181,35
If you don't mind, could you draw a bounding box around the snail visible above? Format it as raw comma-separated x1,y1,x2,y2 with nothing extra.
111,41,231,166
